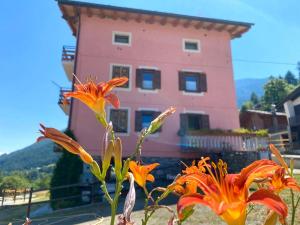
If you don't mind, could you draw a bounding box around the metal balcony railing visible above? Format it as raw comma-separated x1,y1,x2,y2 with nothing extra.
62,46,75,61
58,88,71,115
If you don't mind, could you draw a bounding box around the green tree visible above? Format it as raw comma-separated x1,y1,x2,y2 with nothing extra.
262,78,294,110
284,71,298,85
240,101,253,112
0,175,30,190
50,129,83,209
250,92,259,106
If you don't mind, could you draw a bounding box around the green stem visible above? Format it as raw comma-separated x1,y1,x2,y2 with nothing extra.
101,180,113,204
290,189,296,225
110,180,123,225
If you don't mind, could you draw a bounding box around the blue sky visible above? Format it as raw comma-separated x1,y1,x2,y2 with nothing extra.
0,0,299,154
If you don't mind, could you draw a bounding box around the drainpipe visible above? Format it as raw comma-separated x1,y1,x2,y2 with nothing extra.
67,11,81,130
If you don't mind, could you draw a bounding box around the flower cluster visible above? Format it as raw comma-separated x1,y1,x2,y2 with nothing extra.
36,77,299,225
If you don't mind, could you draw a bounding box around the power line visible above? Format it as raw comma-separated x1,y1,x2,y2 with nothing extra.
233,59,298,66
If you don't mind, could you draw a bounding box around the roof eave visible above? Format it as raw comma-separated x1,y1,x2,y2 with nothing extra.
57,0,253,38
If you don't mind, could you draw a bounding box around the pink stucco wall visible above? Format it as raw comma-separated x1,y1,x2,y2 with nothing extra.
70,15,240,158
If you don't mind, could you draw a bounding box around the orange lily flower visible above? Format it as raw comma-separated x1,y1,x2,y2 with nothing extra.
64,77,128,126
168,158,210,195
37,124,93,164
177,159,287,225
129,161,159,188
267,167,300,193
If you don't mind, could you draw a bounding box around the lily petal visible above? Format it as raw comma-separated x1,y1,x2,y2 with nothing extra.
247,189,288,220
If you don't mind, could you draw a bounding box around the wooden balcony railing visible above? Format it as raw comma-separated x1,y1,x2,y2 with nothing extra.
62,45,75,61
179,131,269,152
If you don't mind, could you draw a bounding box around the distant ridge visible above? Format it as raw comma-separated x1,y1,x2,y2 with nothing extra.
235,78,268,107
0,140,60,172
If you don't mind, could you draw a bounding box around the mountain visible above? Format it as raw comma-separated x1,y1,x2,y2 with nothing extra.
235,78,268,107
0,140,60,172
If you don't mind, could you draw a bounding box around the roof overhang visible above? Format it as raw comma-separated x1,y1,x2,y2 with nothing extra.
57,0,253,38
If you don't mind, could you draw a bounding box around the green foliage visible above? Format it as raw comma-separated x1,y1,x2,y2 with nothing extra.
240,101,254,112
250,92,259,105
50,129,83,209
233,128,269,137
0,175,30,190
262,77,294,110
284,71,298,85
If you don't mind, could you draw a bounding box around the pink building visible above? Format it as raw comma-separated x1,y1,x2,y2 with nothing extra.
57,1,254,177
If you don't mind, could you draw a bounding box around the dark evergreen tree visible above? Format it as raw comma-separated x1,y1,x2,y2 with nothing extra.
284,71,297,85
250,92,259,106
297,61,300,82
50,130,83,209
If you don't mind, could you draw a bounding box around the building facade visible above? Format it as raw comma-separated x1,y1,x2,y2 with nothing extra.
282,86,300,151
57,1,254,174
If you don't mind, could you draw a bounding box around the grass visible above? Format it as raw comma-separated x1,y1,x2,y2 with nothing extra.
1,176,299,225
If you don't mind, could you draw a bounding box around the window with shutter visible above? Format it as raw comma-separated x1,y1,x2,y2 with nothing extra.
136,69,161,90
110,109,129,133
178,72,207,93
180,113,210,131
112,65,130,88
135,110,162,133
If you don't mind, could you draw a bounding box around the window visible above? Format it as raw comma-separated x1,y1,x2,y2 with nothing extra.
111,65,130,89
183,39,200,52
142,72,154,89
185,75,197,92
136,69,161,90
180,113,210,132
294,104,300,115
109,109,129,133
179,71,207,93
113,32,131,46
135,110,162,132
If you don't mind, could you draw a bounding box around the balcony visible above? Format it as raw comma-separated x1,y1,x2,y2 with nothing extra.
179,131,269,152
289,115,300,127
58,88,71,115
61,46,75,81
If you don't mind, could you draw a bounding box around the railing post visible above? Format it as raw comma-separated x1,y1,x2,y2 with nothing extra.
26,188,33,218
23,188,27,202
1,190,5,206
13,189,17,203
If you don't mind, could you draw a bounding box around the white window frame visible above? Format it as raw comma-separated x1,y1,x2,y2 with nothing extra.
182,38,201,53
112,31,132,46
109,63,132,91
136,107,160,137
137,66,160,94
107,107,131,136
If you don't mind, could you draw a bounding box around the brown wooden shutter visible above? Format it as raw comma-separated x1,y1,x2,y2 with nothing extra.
179,113,188,135
178,72,186,91
201,114,210,129
153,70,161,89
154,111,162,132
136,69,143,88
199,73,207,92
135,111,143,132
